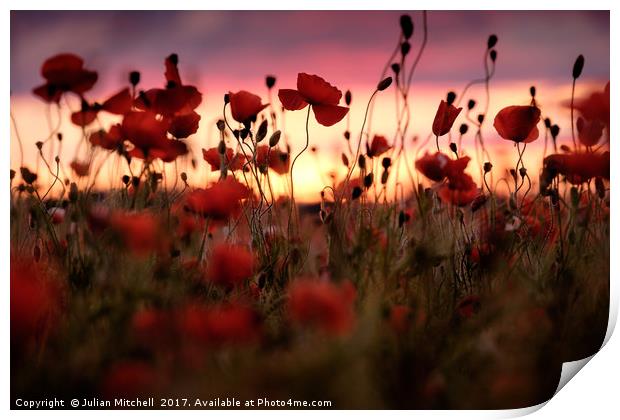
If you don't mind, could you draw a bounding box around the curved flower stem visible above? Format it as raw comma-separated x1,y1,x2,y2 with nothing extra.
570,78,577,150
287,105,311,238
435,135,440,152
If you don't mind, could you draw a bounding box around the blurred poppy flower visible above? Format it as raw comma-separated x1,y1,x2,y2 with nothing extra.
11,255,63,351
438,181,479,207
278,73,349,127
432,100,462,136
388,305,411,334
368,135,391,158
229,90,269,125
101,361,159,399
168,111,201,139
132,308,173,349
255,145,290,175
455,295,481,319
185,178,250,221
287,279,356,335
493,105,541,143
544,151,610,184
571,82,610,128
415,152,451,182
202,147,245,172
89,125,123,150
108,211,163,255
33,53,98,103
70,160,90,177
206,244,255,288
577,117,604,147
122,111,188,162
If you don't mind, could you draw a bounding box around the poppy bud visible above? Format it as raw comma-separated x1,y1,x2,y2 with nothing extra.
55,156,60,164
363,173,374,189
351,186,363,200
595,177,605,199
509,169,517,182
391,63,401,76
477,114,485,124
181,172,188,182
530,86,536,98
342,153,349,167
400,15,414,39
20,167,37,184
69,182,78,202
265,75,276,89
344,131,350,140
401,42,411,57
216,120,225,131
10,169,15,180
358,155,366,170
269,130,281,147
345,90,352,106
217,140,227,155
467,99,476,110
256,119,268,143
381,170,389,185
449,143,457,154
377,77,393,92
484,162,493,173
36,141,43,150
489,50,497,62
544,118,551,129
446,91,456,106
57,133,63,141
382,157,391,169
121,175,130,185
459,123,468,135
129,71,140,86
519,167,527,178
224,94,230,104
131,176,140,188
550,125,560,139
487,34,498,49
232,129,240,140
240,128,249,140
572,54,585,79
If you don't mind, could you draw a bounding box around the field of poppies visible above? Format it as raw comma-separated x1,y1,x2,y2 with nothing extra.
10,13,610,409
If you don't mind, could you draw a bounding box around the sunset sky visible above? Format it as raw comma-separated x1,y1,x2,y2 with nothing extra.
10,10,610,202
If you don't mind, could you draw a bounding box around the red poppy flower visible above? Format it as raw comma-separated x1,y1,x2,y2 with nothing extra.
33,53,98,103
185,178,250,221
108,211,163,255
168,111,201,139
438,182,479,207
254,145,290,174
228,90,269,124
287,279,356,335
415,152,451,182
89,125,123,150
70,160,90,177
368,135,391,158
493,105,541,143
11,255,63,350
122,111,169,151
206,244,255,288
544,152,610,184
102,88,133,114
202,147,245,171
456,295,481,319
432,100,462,136
572,82,610,128
101,361,159,399
577,117,604,147
132,308,173,349
71,106,98,127
388,305,411,334
278,73,349,127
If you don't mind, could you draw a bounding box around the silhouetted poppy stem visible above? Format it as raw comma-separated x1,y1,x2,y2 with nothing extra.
435,135,440,152
287,105,312,238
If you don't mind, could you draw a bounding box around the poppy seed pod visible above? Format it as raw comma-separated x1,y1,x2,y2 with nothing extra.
391,63,401,76
345,90,352,106
180,172,188,182
544,118,551,129
573,54,585,79
377,77,393,92
400,15,414,39
530,86,536,98
121,175,130,185
401,42,411,57
489,50,497,62
265,75,276,89
446,91,456,106
129,71,140,86
519,167,527,178
344,131,350,140
216,120,225,131
382,157,391,169
487,34,498,49
256,119,268,143
550,124,560,139
36,141,43,150
269,130,281,147
57,133,63,141
358,155,366,170
363,173,374,189
352,186,363,200
459,123,468,135
467,99,476,110
449,143,457,154
483,162,493,173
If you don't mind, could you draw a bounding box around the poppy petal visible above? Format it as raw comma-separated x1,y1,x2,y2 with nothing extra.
296,73,342,105
278,89,308,111
312,104,349,127
102,88,133,115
